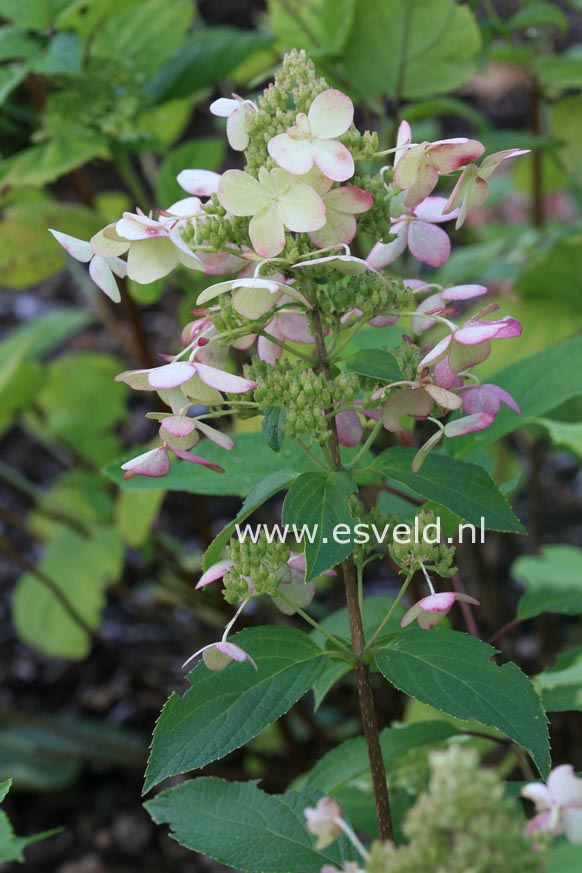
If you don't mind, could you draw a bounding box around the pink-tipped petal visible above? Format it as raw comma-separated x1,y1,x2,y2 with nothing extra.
336,409,363,446
49,229,93,262
171,448,225,472
148,361,195,390
441,284,487,301
444,412,494,437
268,133,313,175
195,559,233,589
160,415,198,438
313,139,354,182
429,139,485,173
121,446,170,479
414,196,459,224
408,221,451,266
194,419,234,450
177,169,220,197
194,362,256,393
88,255,122,303
366,223,408,268
308,88,354,139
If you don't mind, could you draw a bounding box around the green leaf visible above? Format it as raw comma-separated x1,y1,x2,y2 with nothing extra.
0,777,60,863
0,138,108,188
35,352,128,465
55,0,142,35
376,629,550,777
115,489,165,547
12,527,124,660
262,406,286,452
550,96,582,177
0,201,102,289
28,32,83,76
268,0,356,55
533,418,582,458
343,0,480,100
282,471,357,580
0,63,26,106
312,661,352,710
92,0,195,76
144,627,326,792
315,595,405,646
535,53,582,94
513,546,582,621
155,137,225,207
0,713,142,791
0,26,43,62
536,646,582,713
304,721,457,793
0,0,69,29
145,27,274,103
547,842,582,873
515,233,582,308
145,778,355,873
372,447,524,533
344,348,405,383
204,468,298,570
508,3,569,33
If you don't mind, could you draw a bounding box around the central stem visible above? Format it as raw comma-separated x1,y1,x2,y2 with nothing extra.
310,308,394,842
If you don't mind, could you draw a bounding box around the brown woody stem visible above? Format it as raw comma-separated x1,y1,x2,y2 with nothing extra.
309,308,394,842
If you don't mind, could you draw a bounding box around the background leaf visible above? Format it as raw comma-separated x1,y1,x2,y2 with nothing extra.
12,527,124,660
512,546,582,621
343,0,480,100
145,28,273,103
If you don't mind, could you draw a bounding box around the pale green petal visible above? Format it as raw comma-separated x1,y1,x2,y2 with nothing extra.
126,238,178,283
249,203,286,257
217,170,268,216
279,180,326,233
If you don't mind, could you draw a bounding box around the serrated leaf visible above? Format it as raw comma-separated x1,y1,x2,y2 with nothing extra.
203,468,298,570
376,629,550,777
144,626,326,792
145,778,355,873
282,471,357,580
344,348,405,383
372,447,524,533
513,546,582,621
304,720,458,793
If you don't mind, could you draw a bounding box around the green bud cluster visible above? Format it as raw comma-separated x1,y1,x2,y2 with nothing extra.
392,341,422,381
353,173,395,240
389,510,456,578
367,746,546,873
310,272,413,330
244,50,329,175
247,359,360,444
223,535,290,605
